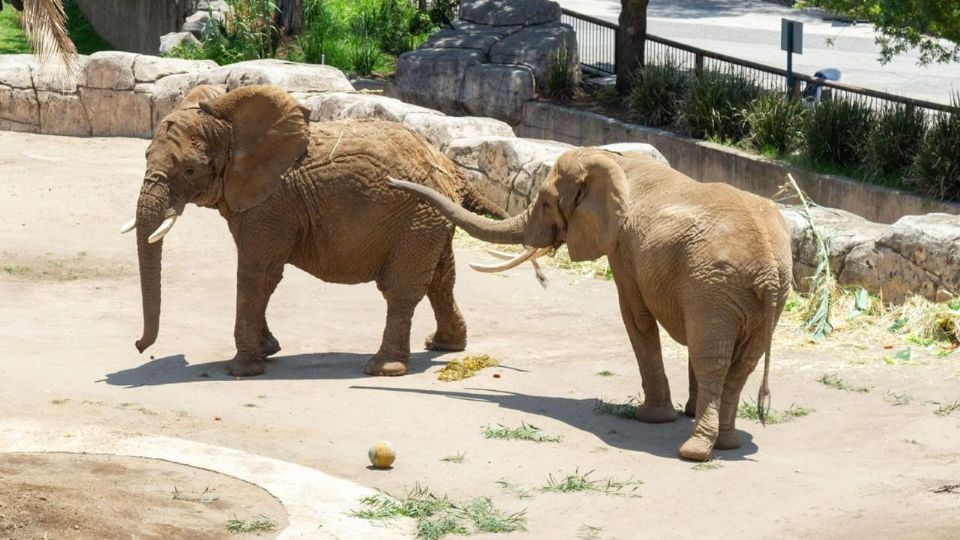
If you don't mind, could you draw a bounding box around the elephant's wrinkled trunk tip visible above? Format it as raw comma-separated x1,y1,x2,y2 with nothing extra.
135,336,154,354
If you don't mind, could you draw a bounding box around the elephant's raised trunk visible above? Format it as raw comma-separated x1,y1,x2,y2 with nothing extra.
134,179,171,353
388,178,529,245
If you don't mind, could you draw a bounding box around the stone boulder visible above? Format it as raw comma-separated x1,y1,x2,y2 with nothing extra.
420,22,520,55
445,136,574,213
134,56,217,83
401,113,515,151
489,22,579,88
599,142,670,166
84,51,137,91
159,32,201,55
876,213,960,298
461,64,535,125
394,49,483,114
198,59,354,93
299,92,440,123
460,0,562,27
38,92,91,136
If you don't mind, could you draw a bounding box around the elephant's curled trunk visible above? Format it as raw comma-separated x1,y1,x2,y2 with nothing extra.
388,178,529,245
134,180,171,353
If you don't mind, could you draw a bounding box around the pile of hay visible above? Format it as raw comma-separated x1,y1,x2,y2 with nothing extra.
437,354,499,382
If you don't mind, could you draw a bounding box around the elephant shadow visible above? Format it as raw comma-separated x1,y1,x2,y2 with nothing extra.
101,351,446,387
348,385,760,461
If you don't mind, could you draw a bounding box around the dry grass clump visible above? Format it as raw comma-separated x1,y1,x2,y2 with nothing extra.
437,354,499,382
885,296,960,346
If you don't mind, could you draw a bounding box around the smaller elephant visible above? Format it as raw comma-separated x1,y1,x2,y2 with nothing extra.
125,84,507,377
389,148,793,461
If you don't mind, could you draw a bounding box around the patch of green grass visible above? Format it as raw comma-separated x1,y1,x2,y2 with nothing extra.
818,373,870,393
596,370,615,377
594,398,640,419
541,469,641,497
351,485,525,540
50,398,70,405
884,391,914,406
691,458,723,472
440,452,465,464
496,479,532,499
2,265,30,275
482,422,561,443
578,524,603,540
737,401,812,424
934,400,960,417
0,7,30,53
226,514,276,534
63,0,113,54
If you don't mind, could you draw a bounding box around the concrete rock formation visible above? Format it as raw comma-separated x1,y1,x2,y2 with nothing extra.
394,0,578,125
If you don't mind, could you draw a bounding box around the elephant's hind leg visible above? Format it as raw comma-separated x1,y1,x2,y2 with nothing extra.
679,326,737,461
715,334,765,450
365,287,428,376
424,242,466,352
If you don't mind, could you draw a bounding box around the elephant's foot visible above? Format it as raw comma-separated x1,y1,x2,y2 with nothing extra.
684,397,697,418
260,330,281,359
226,353,266,377
678,435,714,462
634,401,678,424
424,330,466,352
714,430,742,450
364,353,408,377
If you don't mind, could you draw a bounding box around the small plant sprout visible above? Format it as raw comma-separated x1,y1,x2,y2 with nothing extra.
934,400,960,417
440,452,465,464
541,469,641,497
596,370,615,377
482,422,562,443
737,401,812,424
884,391,914,406
692,458,723,472
818,373,869,393
226,514,276,534
496,479,532,499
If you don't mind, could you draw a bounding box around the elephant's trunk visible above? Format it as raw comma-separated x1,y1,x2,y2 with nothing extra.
388,178,529,245
134,179,171,353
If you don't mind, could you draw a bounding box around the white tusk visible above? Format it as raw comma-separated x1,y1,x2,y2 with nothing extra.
486,249,523,260
147,214,178,244
120,217,137,234
470,246,551,273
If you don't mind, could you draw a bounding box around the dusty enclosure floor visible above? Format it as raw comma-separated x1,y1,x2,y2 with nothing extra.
0,453,286,539
1,131,959,539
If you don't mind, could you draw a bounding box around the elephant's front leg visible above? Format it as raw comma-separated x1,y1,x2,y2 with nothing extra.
614,278,676,423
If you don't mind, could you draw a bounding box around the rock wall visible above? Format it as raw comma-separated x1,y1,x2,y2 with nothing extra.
1,53,955,303
393,0,578,125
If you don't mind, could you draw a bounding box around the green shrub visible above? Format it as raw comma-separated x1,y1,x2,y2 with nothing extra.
744,92,805,156
802,97,874,169
907,99,960,201
295,0,347,65
628,61,688,127
544,45,578,100
165,0,278,64
679,71,764,142
863,103,927,186
348,37,390,75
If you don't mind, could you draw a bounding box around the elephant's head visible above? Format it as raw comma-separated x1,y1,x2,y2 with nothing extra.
124,84,310,353
388,148,629,272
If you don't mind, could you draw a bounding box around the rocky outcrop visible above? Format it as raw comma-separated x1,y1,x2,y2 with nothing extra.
394,0,578,125
781,208,959,302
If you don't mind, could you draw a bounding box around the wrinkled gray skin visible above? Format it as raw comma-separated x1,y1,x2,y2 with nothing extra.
390,149,793,461
131,84,505,377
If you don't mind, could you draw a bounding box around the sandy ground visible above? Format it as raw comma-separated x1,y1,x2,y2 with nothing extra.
1,131,959,539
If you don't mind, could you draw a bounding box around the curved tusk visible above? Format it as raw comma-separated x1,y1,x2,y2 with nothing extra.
486,249,523,260
120,217,137,234
470,246,551,273
147,214,178,244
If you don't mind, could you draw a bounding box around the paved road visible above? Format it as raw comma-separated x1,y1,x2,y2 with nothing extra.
557,0,960,105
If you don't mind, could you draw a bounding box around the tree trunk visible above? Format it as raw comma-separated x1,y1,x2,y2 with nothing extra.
616,0,649,94
275,0,303,35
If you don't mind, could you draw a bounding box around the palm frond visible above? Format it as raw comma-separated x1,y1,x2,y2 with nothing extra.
21,0,80,83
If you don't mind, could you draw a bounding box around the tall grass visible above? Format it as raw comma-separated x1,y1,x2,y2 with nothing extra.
744,92,805,156
544,45,578,100
678,70,764,142
907,97,960,201
863,103,927,186
802,97,874,169
627,61,688,127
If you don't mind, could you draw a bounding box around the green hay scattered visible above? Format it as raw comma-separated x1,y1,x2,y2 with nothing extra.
482,422,562,443
737,401,812,424
594,398,640,419
818,373,870,393
437,354,499,382
541,469,642,497
226,514,276,534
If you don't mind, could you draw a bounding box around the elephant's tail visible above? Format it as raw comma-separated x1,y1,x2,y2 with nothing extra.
757,285,780,426
459,181,509,220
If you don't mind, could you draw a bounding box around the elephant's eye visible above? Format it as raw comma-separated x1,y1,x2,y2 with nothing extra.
185,167,195,177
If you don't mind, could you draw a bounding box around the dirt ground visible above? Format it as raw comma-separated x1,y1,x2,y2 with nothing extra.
0,453,286,539
1,131,959,539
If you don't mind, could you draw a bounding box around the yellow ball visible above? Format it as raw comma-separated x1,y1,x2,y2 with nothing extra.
368,440,396,469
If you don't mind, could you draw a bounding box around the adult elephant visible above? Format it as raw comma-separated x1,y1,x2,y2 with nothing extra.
124,84,506,378
389,148,793,461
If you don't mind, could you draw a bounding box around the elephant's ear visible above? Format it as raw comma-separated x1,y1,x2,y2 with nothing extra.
555,151,627,261
179,85,225,110
200,85,310,212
